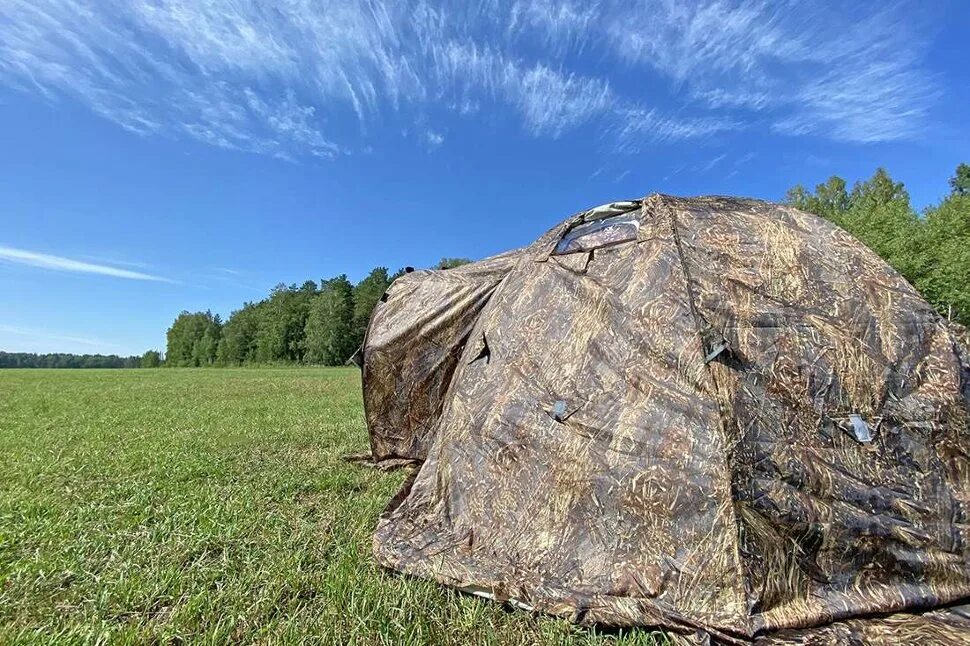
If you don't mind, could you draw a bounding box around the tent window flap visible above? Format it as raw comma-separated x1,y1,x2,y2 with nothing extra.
554,213,638,255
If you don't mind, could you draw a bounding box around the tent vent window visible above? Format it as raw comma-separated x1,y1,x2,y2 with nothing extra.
554,213,638,254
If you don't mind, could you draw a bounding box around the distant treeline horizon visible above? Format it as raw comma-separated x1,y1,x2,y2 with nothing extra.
0,351,144,369
3,165,967,369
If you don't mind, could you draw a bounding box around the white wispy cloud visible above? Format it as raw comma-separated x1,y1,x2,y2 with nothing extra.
507,0,599,55
0,0,941,157
699,154,727,172
610,1,804,83
614,109,740,153
0,245,172,282
520,1,938,144
724,152,755,179
78,254,154,270
427,42,616,139
423,129,445,148
692,88,771,111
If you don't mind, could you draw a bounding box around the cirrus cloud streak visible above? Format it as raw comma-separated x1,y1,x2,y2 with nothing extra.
0,245,173,282
0,0,940,158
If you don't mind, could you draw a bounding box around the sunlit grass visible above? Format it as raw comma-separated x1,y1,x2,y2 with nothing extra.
0,368,666,645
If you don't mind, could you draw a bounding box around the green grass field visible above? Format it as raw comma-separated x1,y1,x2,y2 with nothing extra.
0,368,665,645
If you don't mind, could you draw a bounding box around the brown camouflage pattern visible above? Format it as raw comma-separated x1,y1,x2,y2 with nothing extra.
360,195,970,644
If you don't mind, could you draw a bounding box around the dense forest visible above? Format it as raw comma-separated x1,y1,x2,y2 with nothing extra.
0,351,143,369
163,258,471,367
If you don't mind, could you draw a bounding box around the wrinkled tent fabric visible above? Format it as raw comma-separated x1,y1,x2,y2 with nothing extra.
360,195,970,644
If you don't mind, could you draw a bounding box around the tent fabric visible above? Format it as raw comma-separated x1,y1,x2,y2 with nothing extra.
363,249,522,462
360,194,970,643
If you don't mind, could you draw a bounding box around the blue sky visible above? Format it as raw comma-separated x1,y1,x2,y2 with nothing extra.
1,0,968,356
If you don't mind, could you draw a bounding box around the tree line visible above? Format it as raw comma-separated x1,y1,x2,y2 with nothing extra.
163,258,471,367
0,351,143,369
785,163,969,326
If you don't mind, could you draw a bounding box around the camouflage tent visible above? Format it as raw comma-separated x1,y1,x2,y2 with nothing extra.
359,195,970,644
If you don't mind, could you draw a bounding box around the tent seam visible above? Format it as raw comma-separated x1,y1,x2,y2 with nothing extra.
658,194,754,638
